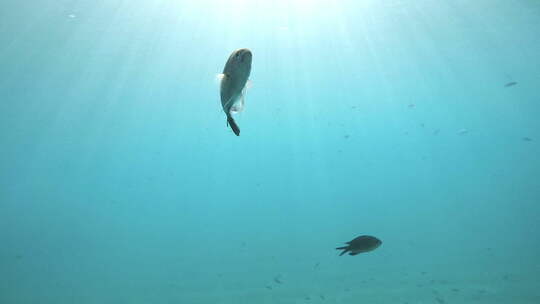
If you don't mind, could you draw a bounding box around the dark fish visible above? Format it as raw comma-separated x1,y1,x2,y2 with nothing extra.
522,137,532,141
504,81,517,87
219,48,252,136
336,235,382,256
435,297,446,304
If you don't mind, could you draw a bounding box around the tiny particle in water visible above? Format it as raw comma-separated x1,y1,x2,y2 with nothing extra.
343,135,350,139
305,296,311,300
68,14,76,18
408,104,415,109
420,123,425,128
433,129,440,135
457,129,468,135
320,294,326,300
452,288,460,292
344,288,350,292
504,81,517,87
314,262,320,269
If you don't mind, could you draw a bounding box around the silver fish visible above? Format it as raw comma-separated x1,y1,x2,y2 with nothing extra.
218,48,252,136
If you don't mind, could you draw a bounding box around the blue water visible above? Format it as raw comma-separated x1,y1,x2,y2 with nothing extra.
1,1,539,303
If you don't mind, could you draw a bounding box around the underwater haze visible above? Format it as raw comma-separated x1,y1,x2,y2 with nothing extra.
1,0,539,303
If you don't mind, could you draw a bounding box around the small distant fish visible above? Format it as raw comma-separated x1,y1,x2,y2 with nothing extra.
504,81,517,87
320,294,326,300
408,104,415,109
433,129,440,135
273,275,282,284
522,137,532,141
457,129,468,135
336,235,382,256
435,297,446,304
265,285,272,290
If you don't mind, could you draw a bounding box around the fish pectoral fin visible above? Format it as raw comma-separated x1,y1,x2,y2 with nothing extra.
223,97,235,111
336,246,349,256
348,252,360,256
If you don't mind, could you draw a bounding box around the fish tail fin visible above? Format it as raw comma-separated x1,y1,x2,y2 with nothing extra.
227,114,240,136
336,246,348,256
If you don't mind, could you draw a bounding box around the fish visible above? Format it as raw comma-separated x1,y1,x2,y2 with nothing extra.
504,81,517,87
218,48,252,136
336,235,382,256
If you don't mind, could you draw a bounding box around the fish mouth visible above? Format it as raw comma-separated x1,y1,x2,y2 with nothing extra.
236,48,252,63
